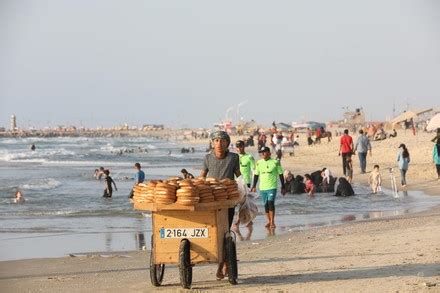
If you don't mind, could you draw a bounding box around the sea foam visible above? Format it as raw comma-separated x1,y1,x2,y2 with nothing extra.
20,178,62,190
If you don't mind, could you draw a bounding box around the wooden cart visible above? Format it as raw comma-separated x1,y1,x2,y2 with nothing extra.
134,199,238,289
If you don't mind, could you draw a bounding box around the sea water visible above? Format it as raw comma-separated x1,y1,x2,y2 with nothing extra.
0,137,439,261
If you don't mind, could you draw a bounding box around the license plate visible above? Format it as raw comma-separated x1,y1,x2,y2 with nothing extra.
159,228,209,239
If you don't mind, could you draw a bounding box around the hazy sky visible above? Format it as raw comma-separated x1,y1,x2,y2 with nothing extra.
1,0,439,128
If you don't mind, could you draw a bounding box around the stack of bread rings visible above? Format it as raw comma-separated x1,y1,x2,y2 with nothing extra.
220,178,240,200
193,180,215,203
132,176,241,206
154,182,177,204
206,177,220,185
175,179,200,205
212,185,228,201
132,182,155,203
132,184,143,200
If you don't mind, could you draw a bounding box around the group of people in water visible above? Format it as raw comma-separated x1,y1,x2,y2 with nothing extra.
93,164,196,199
113,147,149,156
283,168,355,197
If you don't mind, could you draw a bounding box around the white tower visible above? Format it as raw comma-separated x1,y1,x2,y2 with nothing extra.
10,114,16,131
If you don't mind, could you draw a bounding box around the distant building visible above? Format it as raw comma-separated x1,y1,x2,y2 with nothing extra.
142,124,165,131
10,114,16,131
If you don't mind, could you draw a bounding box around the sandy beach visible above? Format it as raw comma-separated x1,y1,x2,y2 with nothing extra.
1,131,440,292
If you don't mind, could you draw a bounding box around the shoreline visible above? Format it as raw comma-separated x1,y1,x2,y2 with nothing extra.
1,182,435,263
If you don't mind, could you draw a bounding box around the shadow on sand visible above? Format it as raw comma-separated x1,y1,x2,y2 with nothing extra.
240,263,439,286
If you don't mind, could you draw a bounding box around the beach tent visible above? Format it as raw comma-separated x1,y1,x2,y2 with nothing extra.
276,122,293,131
427,113,440,131
292,121,326,130
390,108,432,126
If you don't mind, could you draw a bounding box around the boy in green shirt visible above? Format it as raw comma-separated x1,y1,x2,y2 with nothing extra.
236,140,255,188
234,140,256,227
251,147,286,229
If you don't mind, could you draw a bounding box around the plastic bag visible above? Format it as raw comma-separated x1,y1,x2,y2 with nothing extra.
235,176,249,205
238,194,258,225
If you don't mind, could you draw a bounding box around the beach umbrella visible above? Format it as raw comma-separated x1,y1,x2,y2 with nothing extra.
427,113,440,131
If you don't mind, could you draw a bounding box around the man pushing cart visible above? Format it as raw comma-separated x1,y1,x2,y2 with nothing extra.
132,131,242,289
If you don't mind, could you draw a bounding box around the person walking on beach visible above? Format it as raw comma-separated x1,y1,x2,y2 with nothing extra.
432,137,440,181
307,128,314,146
345,155,353,183
103,170,117,198
315,127,322,144
201,131,240,226
200,130,240,280
397,144,410,187
431,128,440,143
354,129,371,173
129,163,145,199
274,133,283,161
251,146,286,229
235,140,255,188
234,140,256,227
257,132,266,149
339,129,354,176
270,134,276,153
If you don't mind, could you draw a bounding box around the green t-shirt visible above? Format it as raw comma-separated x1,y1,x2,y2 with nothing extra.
239,153,255,184
254,158,283,191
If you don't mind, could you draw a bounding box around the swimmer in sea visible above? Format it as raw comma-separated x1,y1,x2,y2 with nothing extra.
181,168,195,179
103,170,117,198
14,190,25,203
96,167,105,180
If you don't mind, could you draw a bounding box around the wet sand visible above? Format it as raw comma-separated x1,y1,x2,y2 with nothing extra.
1,131,440,292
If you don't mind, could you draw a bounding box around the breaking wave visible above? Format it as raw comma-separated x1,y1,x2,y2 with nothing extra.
20,178,62,190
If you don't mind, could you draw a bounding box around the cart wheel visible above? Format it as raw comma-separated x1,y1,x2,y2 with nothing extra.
225,235,238,285
179,239,192,289
150,235,165,286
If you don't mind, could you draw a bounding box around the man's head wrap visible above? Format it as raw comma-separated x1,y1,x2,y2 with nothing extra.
210,130,231,146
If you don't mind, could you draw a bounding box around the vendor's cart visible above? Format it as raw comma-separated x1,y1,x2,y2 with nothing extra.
134,199,238,289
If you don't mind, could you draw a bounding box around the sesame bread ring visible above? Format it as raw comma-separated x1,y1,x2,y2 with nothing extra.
156,183,177,190
154,192,175,197
176,192,197,197
154,196,176,200
154,187,176,194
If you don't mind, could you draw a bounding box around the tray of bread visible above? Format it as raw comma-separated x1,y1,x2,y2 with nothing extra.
132,177,240,211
